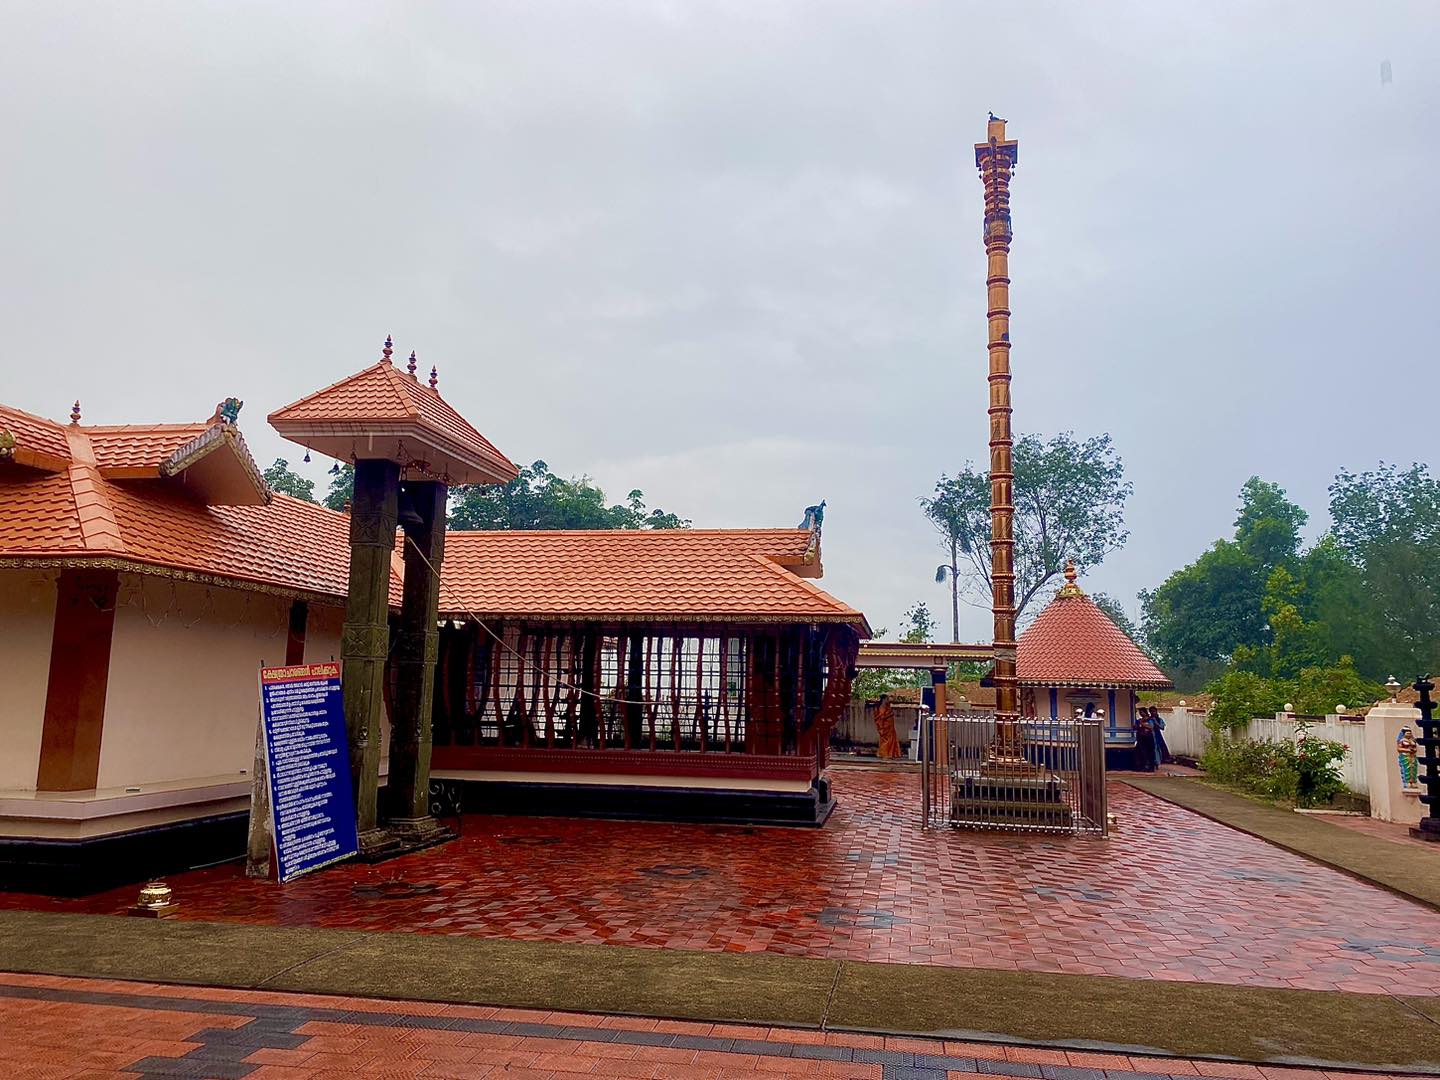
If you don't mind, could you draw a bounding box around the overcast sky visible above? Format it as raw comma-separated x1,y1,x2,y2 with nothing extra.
3,2,1436,640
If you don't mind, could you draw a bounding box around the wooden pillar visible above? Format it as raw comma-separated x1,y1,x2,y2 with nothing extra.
341,458,399,848
387,480,449,835
36,568,119,792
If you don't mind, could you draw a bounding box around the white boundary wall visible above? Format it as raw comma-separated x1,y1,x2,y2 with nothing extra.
1157,707,1370,795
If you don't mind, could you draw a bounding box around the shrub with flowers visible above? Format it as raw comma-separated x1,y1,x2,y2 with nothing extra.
1200,721,1349,807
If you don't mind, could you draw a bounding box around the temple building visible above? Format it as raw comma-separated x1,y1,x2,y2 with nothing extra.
0,349,866,893
1010,563,1171,766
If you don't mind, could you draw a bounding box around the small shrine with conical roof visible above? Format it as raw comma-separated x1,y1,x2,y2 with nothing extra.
1015,562,1171,766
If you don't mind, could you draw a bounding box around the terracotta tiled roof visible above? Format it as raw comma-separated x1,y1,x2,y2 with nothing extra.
0,460,353,599
88,424,209,473
268,360,518,484
421,529,867,628
0,404,72,471
1017,585,1171,689
0,470,84,550
4,402,864,627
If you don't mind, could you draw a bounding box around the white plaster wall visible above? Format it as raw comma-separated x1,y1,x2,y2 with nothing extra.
0,569,58,791
97,576,296,788
304,603,344,664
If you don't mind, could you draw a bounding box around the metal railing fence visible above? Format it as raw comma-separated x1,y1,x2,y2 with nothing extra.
919,713,1107,836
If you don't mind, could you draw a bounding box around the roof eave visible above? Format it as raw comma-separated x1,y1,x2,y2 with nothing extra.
269,419,518,485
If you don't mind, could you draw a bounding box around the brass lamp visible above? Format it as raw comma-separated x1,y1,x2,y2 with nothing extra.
129,880,178,918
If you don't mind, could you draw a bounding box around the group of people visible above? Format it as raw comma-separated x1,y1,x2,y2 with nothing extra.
1132,705,1170,772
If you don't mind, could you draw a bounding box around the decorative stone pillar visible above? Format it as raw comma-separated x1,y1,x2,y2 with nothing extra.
387,480,452,846
1363,700,1425,827
341,458,400,854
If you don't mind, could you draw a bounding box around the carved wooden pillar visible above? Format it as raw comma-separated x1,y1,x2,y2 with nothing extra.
342,458,399,849
387,481,449,836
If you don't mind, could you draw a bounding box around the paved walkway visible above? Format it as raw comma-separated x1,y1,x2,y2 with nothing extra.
0,971,1420,1080
7,773,1440,995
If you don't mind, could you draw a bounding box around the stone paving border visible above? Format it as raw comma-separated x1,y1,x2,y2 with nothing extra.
1118,778,1440,911
2,910,1439,1070
8,979,1416,1080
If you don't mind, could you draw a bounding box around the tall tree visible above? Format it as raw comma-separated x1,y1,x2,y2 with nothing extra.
262,458,316,503
449,460,689,530
923,432,1131,625
1327,462,1440,677
1141,476,1307,679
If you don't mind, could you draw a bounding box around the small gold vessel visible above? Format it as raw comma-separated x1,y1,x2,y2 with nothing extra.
129,879,178,918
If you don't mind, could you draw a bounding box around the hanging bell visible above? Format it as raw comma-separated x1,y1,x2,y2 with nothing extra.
397,486,425,528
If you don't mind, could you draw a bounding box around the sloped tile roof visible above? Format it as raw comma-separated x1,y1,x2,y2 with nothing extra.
1017,587,1171,689
3,403,865,627
0,470,84,550
0,404,72,471
427,529,866,627
88,424,209,472
104,483,353,597
268,360,517,482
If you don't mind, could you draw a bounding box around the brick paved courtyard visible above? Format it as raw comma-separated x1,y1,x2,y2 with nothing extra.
6,771,1440,995
0,970,1420,1080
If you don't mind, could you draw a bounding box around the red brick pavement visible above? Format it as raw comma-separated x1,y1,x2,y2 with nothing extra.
0,971,1422,1080
5,774,1440,994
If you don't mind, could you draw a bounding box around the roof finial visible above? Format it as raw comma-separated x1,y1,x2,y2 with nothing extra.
1057,559,1084,598
70,400,82,425
428,365,438,390
382,335,394,364
407,350,418,377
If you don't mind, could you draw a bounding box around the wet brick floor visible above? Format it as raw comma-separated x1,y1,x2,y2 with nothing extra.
5,772,1440,995
0,971,1420,1080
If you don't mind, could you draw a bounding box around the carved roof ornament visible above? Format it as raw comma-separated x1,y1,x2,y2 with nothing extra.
1057,559,1085,599
382,334,394,364
70,400,82,425
215,397,243,425
407,350,418,377
429,365,438,390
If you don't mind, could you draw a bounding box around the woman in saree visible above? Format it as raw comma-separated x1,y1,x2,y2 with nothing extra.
874,693,903,759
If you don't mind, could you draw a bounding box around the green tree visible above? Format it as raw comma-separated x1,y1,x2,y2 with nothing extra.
323,463,354,512
1205,669,1291,732
924,432,1131,625
900,601,935,643
1291,656,1383,716
1328,463,1440,677
1141,477,1307,678
1233,476,1308,568
262,458,316,503
449,460,688,531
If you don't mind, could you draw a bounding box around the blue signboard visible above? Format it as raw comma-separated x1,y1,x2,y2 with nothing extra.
259,662,359,882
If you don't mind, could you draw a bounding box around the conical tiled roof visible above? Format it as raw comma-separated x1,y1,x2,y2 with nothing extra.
1017,564,1171,689
268,346,518,486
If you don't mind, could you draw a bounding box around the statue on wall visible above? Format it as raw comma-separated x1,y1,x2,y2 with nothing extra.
1398,727,1420,789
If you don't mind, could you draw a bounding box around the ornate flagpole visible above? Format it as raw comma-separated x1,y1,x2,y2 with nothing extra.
975,114,1021,754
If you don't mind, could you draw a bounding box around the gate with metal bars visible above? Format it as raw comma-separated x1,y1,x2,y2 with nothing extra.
919,713,1107,836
